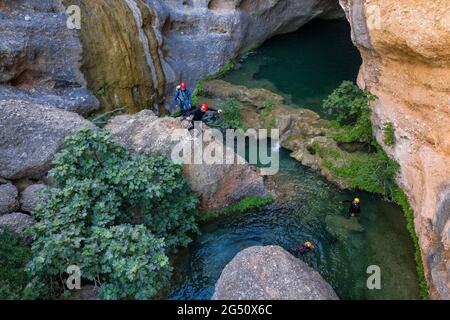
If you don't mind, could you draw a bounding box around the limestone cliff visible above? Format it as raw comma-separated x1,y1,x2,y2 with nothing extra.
63,0,166,114
339,0,450,299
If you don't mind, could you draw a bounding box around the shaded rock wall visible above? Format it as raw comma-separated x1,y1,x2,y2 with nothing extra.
339,0,450,299
0,0,98,115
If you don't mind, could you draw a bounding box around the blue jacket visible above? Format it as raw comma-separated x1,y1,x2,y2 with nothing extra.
174,87,192,109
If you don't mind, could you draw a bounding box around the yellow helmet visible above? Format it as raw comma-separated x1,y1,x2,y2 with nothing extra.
354,198,360,203
305,241,313,248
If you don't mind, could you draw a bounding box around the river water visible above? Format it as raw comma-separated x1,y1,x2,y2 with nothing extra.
169,20,420,300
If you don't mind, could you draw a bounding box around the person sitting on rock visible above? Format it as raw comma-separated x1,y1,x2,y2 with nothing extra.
185,104,222,130
341,197,361,218
174,82,192,116
299,241,316,256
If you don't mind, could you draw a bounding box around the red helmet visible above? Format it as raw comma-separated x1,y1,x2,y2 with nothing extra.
200,104,209,112
180,82,186,90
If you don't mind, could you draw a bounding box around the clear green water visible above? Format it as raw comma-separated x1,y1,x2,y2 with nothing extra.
222,19,362,116
169,20,420,300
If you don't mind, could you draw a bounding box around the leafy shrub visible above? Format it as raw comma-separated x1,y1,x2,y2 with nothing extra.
383,122,396,146
0,228,33,300
323,81,377,144
260,99,275,117
27,128,199,299
216,98,243,130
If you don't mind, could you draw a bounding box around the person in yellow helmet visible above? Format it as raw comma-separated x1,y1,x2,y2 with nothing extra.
299,241,316,256
341,197,361,217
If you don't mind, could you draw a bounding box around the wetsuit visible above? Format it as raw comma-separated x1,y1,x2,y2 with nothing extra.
343,200,361,217
186,106,219,129
298,244,315,256
174,88,192,115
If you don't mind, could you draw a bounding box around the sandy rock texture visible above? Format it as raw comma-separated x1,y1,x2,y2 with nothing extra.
339,0,450,299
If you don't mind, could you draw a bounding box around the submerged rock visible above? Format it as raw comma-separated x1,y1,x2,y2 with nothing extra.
0,100,96,180
106,110,270,210
212,245,339,300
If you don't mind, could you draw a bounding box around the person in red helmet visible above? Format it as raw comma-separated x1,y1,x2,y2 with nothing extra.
174,82,192,115
185,103,222,130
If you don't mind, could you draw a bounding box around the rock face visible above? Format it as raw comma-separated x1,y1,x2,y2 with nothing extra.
212,246,339,300
0,212,35,235
62,0,166,114
0,100,96,180
0,1,98,115
0,182,19,215
339,0,450,299
106,110,270,210
65,0,344,112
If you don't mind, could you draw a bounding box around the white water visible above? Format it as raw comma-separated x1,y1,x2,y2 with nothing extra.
123,0,159,106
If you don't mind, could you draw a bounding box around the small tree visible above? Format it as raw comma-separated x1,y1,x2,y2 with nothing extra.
27,128,199,299
323,81,377,144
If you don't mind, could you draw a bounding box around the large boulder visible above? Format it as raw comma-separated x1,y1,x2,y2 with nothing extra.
106,110,270,210
0,181,19,214
212,246,339,300
0,212,35,235
0,100,96,180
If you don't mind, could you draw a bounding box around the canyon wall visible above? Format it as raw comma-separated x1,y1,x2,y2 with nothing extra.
70,0,344,112
339,0,450,299
0,0,98,115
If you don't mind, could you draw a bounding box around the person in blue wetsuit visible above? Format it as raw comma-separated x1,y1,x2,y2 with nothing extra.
174,82,192,116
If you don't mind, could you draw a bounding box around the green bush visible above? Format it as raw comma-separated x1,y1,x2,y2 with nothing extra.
216,98,243,130
0,228,33,300
383,122,396,146
27,128,199,299
323,81,377,144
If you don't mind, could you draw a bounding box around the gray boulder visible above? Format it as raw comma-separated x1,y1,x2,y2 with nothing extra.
0,99,96,180
212,246,339,300
20,184,48,213
0,1,98,115
106,110,270,210
0,212,35,235
0,182,19,214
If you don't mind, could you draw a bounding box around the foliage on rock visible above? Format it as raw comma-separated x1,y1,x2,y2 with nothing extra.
0,227,33,300
27,128,199,299
323,81,376,144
